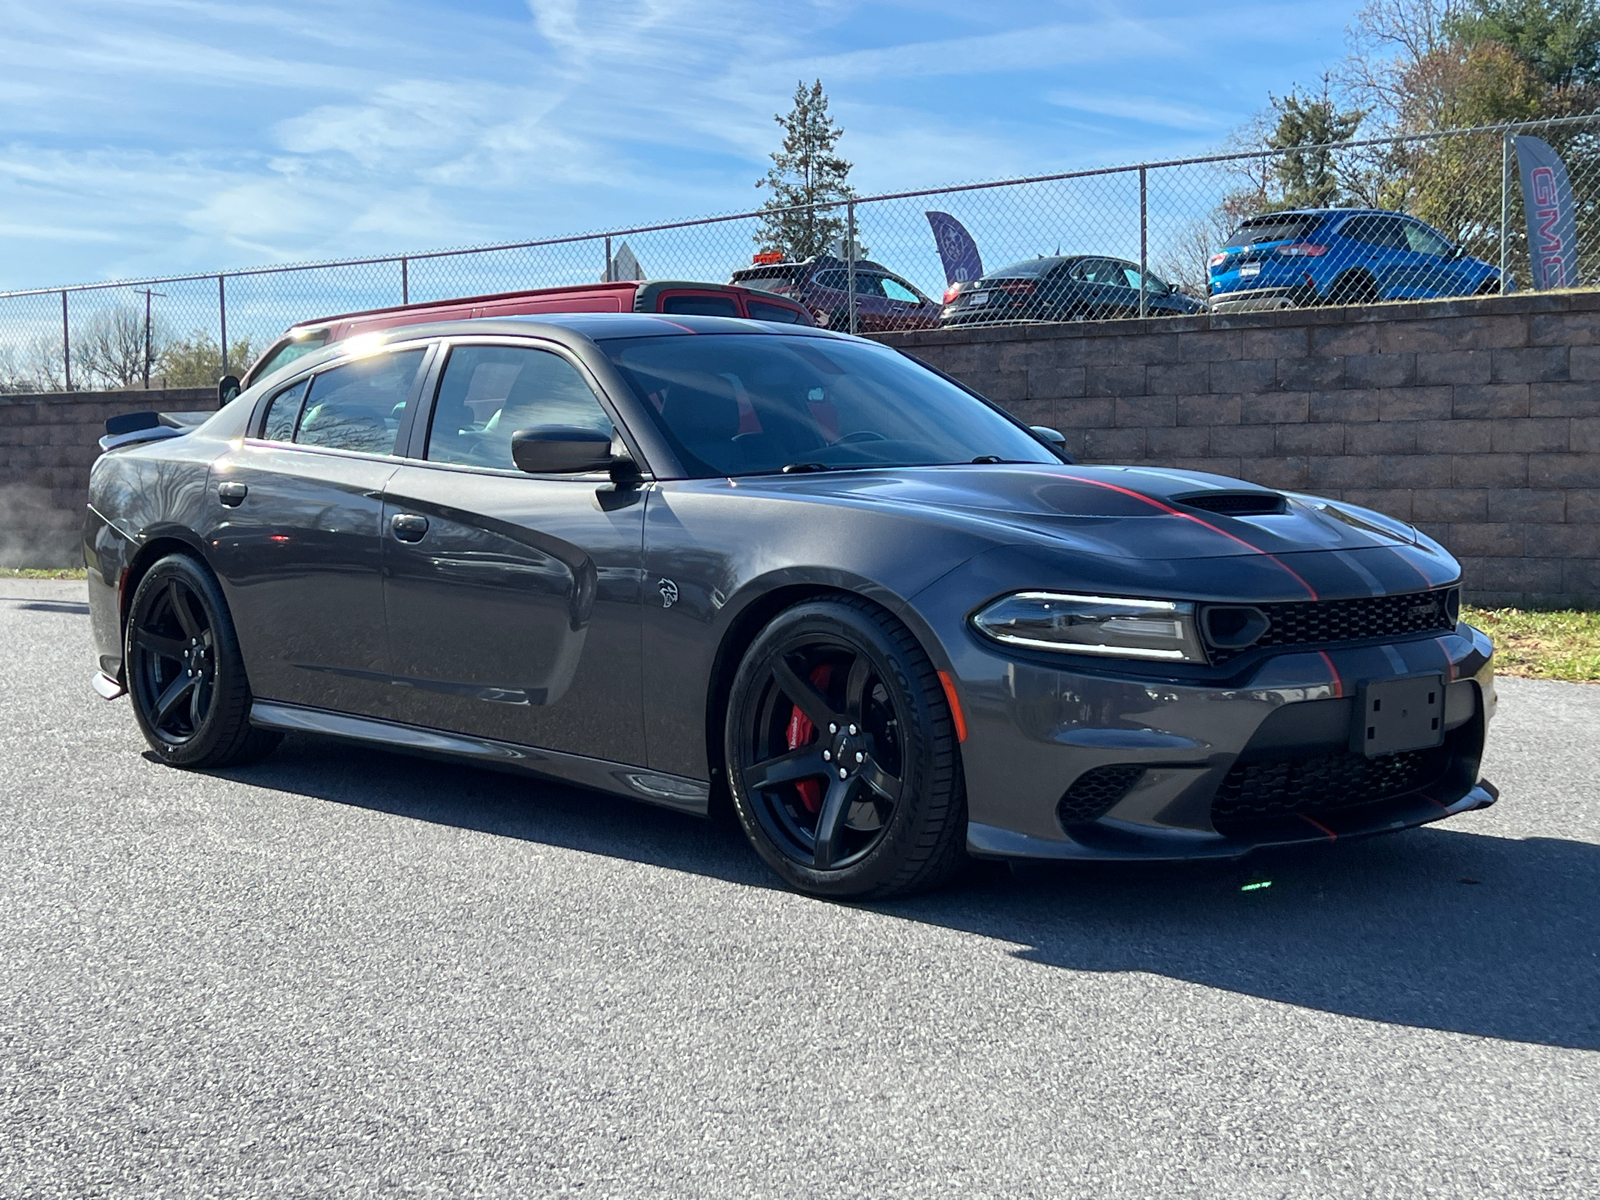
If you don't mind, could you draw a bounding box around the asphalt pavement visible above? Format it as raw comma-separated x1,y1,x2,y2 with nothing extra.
1,578,1597,1199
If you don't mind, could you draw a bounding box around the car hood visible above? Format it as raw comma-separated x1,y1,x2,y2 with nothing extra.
733,463,1458,598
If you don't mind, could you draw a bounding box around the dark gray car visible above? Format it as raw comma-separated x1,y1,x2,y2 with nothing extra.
84,314,1497,898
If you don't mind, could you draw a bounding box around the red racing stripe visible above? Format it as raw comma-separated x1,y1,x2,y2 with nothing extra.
1316,650,1344,698
1059,474,1319,599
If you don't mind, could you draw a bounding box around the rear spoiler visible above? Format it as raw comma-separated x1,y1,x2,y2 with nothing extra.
99,410,211,453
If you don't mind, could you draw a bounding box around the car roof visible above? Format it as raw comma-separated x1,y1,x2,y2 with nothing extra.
243,311,860,396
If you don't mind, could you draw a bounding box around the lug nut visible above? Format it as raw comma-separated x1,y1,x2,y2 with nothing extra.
848,724,857,735
855,752,864,763
838,768,848,779
829,723,838,734
823,750,831,761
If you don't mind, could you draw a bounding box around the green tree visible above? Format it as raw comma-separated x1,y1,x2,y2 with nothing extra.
160,331,257,388
1266,85,1369,207
754,80,857,261
1446,0,1600,88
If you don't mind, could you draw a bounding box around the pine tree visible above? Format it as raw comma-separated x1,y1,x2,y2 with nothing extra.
755,80,857,260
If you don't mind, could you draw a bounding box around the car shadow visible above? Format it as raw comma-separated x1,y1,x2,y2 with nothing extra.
221,732,1600,1052
2,599,90,614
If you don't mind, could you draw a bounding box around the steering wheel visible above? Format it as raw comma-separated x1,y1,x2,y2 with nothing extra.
834,430,889,445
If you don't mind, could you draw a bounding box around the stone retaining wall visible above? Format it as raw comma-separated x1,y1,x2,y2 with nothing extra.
875,292,1600,608
0,387,214,567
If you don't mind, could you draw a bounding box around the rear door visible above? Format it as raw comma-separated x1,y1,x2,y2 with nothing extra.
207,343,433,716
380,339,648,763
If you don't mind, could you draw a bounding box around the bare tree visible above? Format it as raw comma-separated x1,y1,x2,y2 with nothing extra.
73,306,167,389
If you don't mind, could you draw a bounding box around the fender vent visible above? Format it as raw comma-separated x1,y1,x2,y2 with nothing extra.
1178,491,1286,517
1057,765,1145,827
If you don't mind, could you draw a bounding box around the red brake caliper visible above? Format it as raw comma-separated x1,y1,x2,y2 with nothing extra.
786,664,832,814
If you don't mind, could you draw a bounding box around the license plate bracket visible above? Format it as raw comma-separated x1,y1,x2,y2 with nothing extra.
1352,674,1445,757
1239,262,1261,277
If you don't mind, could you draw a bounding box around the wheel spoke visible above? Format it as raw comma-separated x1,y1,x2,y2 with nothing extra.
859,755,902,804
134,628,187,661
152,673,197,729
744,745,828,792
772,657,841,732
167,581,201,640
813,775,858,869
843,654,873,728
188,676,204,728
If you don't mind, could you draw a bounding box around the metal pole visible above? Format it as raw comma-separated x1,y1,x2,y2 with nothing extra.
401,257,409,305
218,275,228,375
846,202,857,335
144,289,152,388
1138,166,1149,318
1500,129,1512,295
61,290,70,392
604,236,613,283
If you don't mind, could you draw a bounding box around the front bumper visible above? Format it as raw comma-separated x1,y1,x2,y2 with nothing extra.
947,621,1497,864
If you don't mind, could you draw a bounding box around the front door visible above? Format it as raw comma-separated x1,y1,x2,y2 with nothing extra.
206,343,432,716
380,341,648,765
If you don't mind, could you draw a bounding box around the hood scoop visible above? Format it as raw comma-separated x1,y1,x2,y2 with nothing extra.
1175,490,1287,517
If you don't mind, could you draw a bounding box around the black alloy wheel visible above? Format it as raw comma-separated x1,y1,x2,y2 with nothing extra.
125,554,281,768
726,596,967,899
1329,271,1380,307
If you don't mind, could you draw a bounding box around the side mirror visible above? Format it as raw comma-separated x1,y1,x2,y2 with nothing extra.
511,426,618,475
218,375,241,406
1030,425,1077,462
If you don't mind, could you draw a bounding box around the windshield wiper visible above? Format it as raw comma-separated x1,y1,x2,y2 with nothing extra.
970,455,1018,464
781,462,833,473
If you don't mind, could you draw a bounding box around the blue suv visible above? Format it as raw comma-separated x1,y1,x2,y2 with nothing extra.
1208,209,1509,311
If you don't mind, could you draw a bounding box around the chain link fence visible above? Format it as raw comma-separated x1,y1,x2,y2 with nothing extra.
4,114,1599,393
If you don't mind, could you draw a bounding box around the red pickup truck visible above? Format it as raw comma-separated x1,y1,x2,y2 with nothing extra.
230,279,813,396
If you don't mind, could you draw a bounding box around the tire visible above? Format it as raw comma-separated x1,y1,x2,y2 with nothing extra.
724,596,967,899
125,553,282,769
1328,272,1379,307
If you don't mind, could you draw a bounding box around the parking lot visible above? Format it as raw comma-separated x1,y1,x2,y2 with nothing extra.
2,576,1597,1198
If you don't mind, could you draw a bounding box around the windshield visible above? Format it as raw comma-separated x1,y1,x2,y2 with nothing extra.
600,334,1060,477
1224,216,1320,247
250,331,330,382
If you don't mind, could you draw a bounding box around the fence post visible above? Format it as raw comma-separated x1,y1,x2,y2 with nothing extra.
61,290,71,392
847,202,857,335
218,275,228,376
1500,128,1512,295
604,236,613,283
401,257,409,306
1138,166,1149,318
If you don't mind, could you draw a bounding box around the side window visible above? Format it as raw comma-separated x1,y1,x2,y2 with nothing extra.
882,278,920,303
813,269,847,292
260,378,309,442
747,299,804,323
1403,221,1454,256
426,345,613,471
296,348,426,455
660,293,740,316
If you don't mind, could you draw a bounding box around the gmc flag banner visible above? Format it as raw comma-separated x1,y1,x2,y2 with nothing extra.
1515,136,1580,290
925,211,984,285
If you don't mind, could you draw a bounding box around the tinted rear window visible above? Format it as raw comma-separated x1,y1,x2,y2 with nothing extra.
732,268,802,294
660,294,741,317
1225,216,1321,247
986,258,1064,278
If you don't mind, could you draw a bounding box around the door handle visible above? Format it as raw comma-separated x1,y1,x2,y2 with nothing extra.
217,481,247,507
390,513,429,542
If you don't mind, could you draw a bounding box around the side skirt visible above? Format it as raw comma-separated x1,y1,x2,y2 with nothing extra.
249,700,710,815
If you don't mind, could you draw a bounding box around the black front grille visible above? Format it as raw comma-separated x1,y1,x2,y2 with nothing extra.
1211,745,1448,831
1058,765,1145,826
1205,588,1458,664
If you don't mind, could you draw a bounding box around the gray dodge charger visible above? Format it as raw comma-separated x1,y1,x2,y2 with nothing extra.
84,313,1498,898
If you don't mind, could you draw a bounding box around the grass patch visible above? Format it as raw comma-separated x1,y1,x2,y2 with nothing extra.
0,567,87,580
1463,606,1600,683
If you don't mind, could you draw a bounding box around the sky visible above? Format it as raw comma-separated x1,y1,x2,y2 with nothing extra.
0,0,1370,292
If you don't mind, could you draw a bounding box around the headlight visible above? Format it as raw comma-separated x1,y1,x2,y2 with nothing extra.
971,592,1205,662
